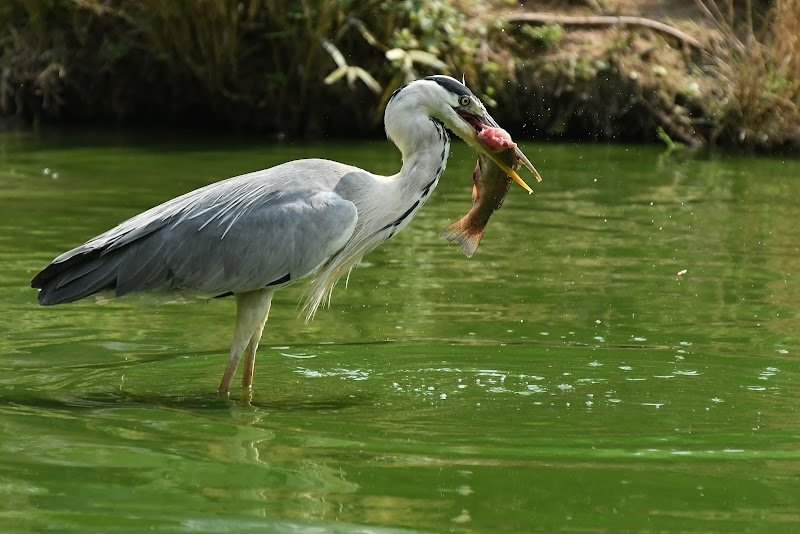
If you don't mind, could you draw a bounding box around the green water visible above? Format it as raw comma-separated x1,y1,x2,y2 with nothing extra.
1,130,799,533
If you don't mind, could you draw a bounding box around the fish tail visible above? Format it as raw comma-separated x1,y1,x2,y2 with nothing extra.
440,219,484,258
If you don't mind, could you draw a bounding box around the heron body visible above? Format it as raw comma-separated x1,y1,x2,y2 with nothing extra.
31,75,539,394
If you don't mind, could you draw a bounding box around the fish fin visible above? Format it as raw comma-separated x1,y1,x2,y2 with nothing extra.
440,220,484,258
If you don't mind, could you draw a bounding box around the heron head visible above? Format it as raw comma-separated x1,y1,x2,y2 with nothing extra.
387,75,541,192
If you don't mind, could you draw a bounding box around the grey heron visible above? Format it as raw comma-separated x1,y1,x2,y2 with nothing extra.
31,75,541,394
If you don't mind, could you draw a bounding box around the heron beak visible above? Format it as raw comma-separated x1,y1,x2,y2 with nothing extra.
484,147,536,194
454,108,542,194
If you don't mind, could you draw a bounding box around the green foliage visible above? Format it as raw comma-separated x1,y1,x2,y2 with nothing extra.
521,22,565,48
3,0,799,150
656,126,685,154
390,0,469,54
381,0,511,105
0,0,516,135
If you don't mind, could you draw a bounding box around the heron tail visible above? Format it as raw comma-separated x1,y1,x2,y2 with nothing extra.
31,250,122,305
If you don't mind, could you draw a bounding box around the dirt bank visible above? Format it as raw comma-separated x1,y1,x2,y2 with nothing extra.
2,0,798,150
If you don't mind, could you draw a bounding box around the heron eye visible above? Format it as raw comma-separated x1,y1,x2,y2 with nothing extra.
458,95,470,107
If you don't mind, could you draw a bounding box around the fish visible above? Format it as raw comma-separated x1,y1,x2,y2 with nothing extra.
440,127,521,258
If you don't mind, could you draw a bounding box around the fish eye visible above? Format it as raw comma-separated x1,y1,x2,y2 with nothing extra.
458,95,470,107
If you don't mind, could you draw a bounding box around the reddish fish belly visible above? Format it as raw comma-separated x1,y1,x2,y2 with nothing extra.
440,129,519,257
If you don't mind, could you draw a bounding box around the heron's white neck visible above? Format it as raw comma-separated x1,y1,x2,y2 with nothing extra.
386,104,451,199
301,98,452,321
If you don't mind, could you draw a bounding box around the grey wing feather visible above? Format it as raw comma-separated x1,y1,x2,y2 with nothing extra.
115,190,357,295
32,159,360,304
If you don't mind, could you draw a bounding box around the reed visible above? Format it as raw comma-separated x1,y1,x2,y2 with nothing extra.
88,0,391,133
698,0,800,148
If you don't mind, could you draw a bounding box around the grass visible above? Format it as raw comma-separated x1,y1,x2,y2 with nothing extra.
698,0,800,149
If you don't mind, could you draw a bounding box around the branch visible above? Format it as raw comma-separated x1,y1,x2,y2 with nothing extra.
506,13,704,50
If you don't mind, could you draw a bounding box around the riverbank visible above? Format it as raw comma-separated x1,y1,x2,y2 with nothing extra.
2,0,798,150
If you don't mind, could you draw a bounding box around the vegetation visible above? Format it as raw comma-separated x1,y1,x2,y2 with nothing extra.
698,0,800,149
1,0,799,151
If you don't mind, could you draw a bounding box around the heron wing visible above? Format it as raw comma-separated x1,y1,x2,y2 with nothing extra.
33,159,361,304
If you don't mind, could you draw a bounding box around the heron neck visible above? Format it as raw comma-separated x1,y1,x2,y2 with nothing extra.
394,117,451,197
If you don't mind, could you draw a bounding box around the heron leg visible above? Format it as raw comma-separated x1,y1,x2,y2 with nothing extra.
241,306,270,390
218,289,275,395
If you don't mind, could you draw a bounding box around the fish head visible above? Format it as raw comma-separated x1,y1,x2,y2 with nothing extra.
451,96,543,193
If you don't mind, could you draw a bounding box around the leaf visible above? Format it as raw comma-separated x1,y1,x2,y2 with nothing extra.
320,38,346,68
353,67,382,93
325,66,381,94
347,68,357,87
324,66,348,85
344,16,382,49
385,48,406,61
406,50,447,70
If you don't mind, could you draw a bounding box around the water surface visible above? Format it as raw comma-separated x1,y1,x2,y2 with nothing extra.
1,130,799,532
